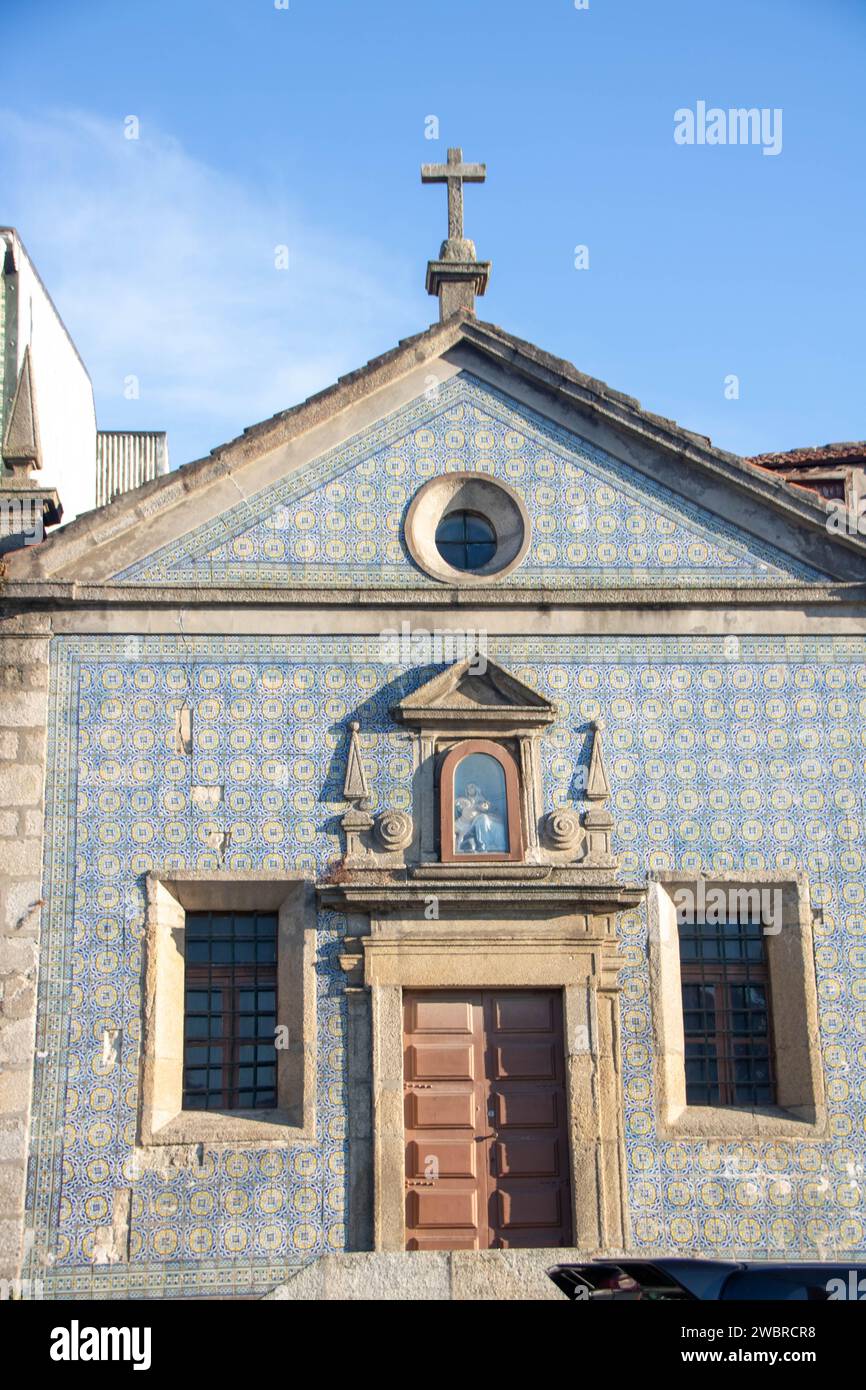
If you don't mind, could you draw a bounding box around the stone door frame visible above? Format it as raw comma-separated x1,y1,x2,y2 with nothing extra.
359,917,631,1255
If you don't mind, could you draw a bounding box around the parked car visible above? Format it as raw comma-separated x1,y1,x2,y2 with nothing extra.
547,1259,866,1301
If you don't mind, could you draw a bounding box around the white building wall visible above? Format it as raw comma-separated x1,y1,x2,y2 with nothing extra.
4,232,98,523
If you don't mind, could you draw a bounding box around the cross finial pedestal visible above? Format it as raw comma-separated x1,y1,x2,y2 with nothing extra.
421,146,491,321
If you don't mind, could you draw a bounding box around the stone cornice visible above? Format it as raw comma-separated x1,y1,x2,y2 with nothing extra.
317,865,645,913
5,579,866,611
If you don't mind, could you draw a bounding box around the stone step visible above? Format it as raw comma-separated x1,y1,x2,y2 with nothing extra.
264,1248,586,1301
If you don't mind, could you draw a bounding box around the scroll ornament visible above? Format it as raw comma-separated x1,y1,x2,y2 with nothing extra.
374,809,414,852
542,808,582,853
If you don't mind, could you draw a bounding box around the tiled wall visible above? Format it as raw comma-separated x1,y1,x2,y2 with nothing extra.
24,632,866,1297
115,376,822,589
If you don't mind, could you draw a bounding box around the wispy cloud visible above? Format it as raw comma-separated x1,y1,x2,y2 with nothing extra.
0,109,420,465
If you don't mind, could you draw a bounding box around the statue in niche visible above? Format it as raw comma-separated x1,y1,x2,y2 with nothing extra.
453,753,509,854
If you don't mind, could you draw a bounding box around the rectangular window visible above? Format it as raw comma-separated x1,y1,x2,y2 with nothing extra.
183,910,278,1111
679,916,776,1107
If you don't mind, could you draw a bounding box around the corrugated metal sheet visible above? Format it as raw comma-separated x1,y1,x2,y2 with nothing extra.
96,430,169,507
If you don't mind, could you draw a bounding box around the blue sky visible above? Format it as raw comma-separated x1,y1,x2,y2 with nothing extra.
3,0,864,467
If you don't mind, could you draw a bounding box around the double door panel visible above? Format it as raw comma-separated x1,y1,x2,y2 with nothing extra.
403,989,573,1250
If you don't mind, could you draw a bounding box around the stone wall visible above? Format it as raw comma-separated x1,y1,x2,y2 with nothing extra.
0,612,50,1289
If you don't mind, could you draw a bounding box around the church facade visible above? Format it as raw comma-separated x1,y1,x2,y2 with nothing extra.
2,156,866,1300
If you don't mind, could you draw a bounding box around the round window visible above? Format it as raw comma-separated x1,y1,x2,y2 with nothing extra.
404,472,530,584
434,511,497,572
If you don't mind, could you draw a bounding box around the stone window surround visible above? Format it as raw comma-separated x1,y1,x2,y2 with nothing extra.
439,737,524,864
403,471,531,585
647,871,826,1140
139,871,317,1147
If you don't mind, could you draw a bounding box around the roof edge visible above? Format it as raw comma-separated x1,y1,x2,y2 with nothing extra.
6,313,472,578
7,310,865,581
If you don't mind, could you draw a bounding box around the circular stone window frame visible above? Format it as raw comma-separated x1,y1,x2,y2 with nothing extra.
404,471,531,585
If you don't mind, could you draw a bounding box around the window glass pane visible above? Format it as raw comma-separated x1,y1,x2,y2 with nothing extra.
435,510,497,572
464,514,493,545
435,513,465,544
679,913,775,1108
453,752,509,854
183,911,279,1112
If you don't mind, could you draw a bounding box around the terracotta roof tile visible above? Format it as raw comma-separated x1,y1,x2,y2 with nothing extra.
748,442,866,468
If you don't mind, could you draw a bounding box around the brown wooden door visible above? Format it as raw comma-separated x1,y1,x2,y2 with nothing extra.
403,989,573,1250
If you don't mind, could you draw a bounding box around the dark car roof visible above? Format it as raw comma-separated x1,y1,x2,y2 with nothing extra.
548,1258,866,1301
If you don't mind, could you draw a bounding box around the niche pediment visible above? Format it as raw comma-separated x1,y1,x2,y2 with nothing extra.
393,656,555,735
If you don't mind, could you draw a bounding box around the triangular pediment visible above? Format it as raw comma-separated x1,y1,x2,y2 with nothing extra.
9,314,866,589
395,657,556,730
106,375,833,588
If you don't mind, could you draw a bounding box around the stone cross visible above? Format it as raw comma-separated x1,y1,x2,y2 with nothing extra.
421,147,486,243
